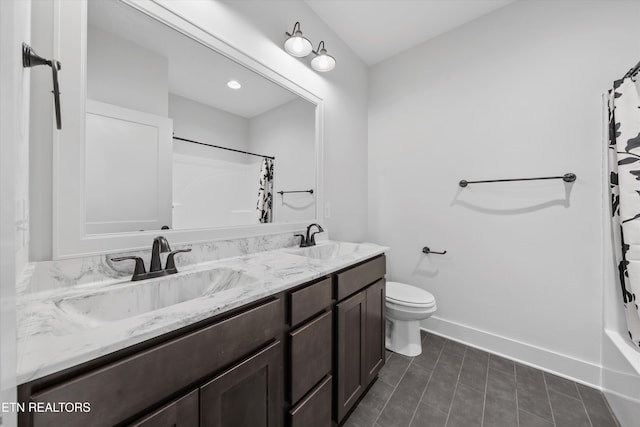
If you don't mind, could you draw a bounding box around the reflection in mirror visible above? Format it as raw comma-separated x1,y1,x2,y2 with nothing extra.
85,1,316,234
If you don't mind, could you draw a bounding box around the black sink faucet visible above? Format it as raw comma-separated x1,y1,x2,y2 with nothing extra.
150,236,171,272
111,236,192,281
295,223,324,247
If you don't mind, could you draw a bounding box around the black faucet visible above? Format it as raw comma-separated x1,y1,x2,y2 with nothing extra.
295,223,324,247
111,236,192,281
150,236,171,272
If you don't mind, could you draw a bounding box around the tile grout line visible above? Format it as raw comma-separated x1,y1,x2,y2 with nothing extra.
443,345,467,427
480,353,490,427
372,354,414,427
541,369,558,427
575,384,597,427
405,338,445,427
544,381,584,403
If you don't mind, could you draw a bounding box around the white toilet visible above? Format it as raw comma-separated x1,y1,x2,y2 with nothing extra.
385,281,437,357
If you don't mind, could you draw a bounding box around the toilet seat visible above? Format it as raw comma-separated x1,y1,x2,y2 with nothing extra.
386,281,435,308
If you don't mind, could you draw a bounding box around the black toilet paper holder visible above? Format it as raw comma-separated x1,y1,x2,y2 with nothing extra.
422,246,447,255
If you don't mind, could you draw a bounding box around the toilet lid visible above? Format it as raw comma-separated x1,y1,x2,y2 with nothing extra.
386,281,435,306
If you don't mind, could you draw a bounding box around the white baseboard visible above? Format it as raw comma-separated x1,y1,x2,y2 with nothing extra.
421,316,601,388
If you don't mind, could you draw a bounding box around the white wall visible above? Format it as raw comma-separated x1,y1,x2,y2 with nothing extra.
249,98,316,223
87,26,168,116
368,0,640,387
1,0,31,425
169,93,251,161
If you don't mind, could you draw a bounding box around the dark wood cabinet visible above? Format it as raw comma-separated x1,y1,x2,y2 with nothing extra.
336,291,367,422
287,277,334,427
19,254,386,427
364,279,385,386
290,310,332,404
335,257,386,423
28,298,283,427
289,375,332,427
128,389,199,427
200,341,282,427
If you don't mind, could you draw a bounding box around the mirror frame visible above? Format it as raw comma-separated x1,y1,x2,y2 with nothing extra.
52,0,324,259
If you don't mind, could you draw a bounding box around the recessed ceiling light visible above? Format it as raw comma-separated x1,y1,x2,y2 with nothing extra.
227,80,241,89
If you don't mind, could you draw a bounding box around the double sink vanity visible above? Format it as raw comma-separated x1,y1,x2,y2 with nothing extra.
16,238,388,426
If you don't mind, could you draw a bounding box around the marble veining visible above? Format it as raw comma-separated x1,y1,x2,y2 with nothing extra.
16,239,387,385
18,231,301,295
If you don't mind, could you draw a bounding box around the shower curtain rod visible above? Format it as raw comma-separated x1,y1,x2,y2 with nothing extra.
173,136,275,160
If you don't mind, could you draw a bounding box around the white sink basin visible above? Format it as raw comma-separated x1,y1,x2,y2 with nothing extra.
54,267,257,323
286,242,360,260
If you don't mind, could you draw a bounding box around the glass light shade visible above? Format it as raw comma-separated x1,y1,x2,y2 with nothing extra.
284,31,313,57
227,80,241,89
310,49,336,72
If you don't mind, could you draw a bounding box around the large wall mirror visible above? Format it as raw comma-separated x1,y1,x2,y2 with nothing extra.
54,0,323,258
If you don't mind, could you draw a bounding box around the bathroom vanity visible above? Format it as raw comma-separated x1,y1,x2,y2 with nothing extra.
16,242,386,426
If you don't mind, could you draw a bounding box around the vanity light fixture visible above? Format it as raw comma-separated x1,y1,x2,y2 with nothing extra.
227,80,242,89
310,41,336,72
283,21,313,57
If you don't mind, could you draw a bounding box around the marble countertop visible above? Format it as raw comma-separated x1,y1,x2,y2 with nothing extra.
16,240,387,385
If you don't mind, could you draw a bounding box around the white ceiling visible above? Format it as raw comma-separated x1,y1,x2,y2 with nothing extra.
88,1,298,119
304,0,515,66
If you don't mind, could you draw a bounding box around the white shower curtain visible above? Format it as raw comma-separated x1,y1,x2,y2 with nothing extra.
608,77,640,349
256,158,274,223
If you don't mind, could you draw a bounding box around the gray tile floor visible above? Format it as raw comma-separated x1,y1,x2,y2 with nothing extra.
344,331,620,427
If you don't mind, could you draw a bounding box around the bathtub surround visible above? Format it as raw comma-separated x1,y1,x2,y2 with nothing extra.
607,77,640,349
368,0,640,421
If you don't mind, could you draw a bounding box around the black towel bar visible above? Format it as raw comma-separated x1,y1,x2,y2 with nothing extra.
459,173,576,188
277,189,314,195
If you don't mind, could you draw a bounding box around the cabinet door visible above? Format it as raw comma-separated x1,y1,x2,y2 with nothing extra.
336,290,366,422
128,390,198,427
200,341,282,427
364,279,385,385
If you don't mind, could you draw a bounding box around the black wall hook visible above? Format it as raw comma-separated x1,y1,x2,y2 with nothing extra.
422,246,447,255
22,43,62,129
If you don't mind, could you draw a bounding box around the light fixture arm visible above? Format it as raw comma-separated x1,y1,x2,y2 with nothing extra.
286,21,302,37
313,41,326,54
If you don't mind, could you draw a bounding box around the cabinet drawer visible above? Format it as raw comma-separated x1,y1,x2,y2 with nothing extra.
290,310,332,404
336,255,386,301
30,297,283,427
128,389,198,427
290,375,332,427
289,277,332,327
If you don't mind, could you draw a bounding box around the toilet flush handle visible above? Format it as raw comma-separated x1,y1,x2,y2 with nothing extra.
422,246,447,255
